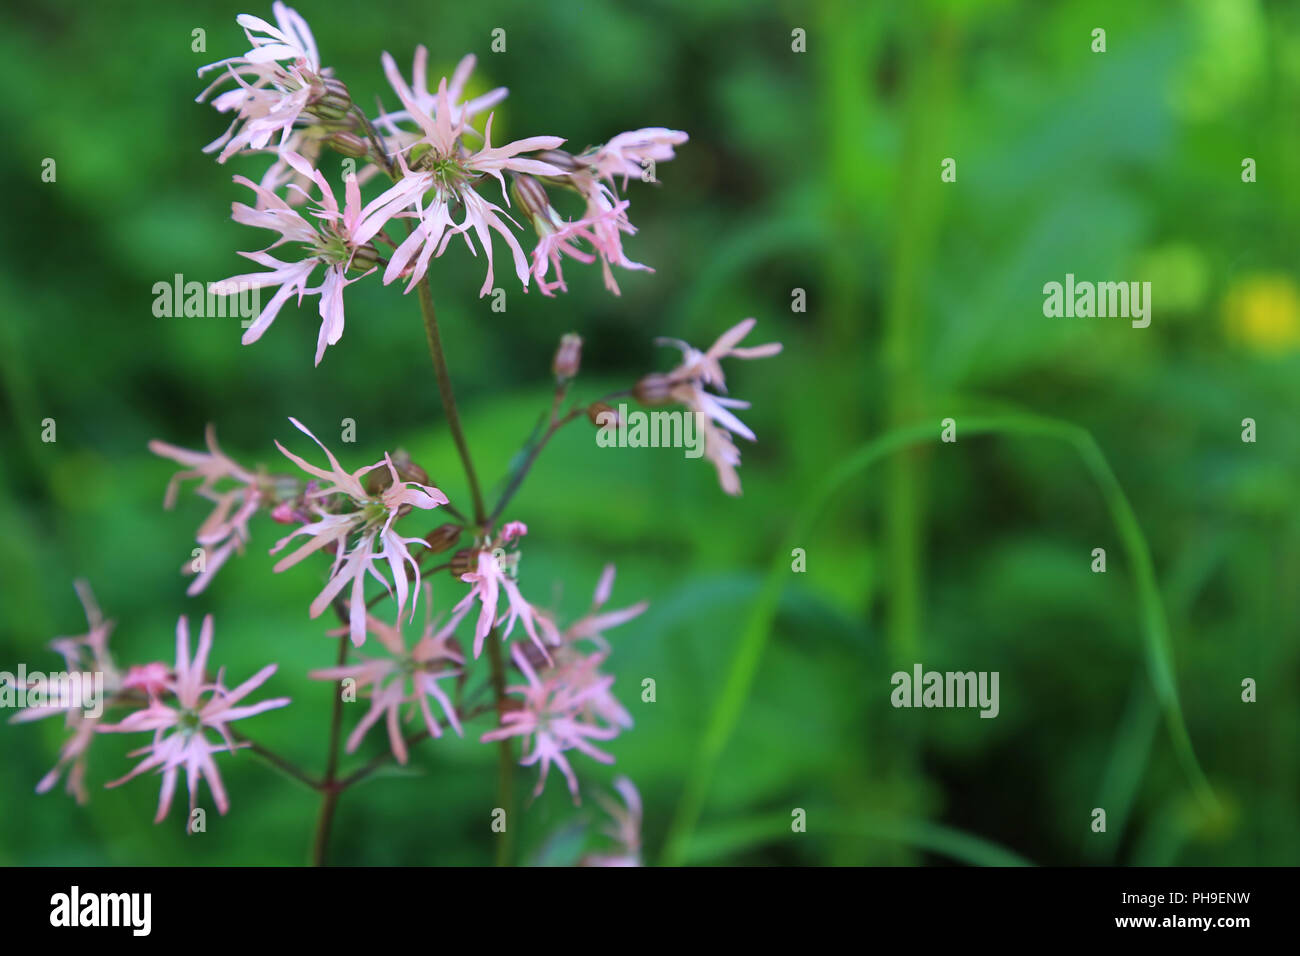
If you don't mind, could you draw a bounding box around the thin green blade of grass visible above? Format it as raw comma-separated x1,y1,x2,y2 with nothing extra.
661,413,1218,866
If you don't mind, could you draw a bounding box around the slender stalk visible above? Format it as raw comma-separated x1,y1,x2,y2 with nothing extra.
312,789,340,866
486,629,514,867
412,277,515,865
234,733,320,791
489,387,632,524
489,408,582,525
334,697,496,790
311,629,350,866
414,277,486,526
338,731,430,789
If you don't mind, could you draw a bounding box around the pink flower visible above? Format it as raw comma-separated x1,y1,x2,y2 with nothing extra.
149,424,256,506
582,776,643,866
657,316,783,391
373,49,507,144
9,582,119,804
561,564,649,652
271,418,449,647
515,564,647,735
259,131,385,205
150,425,266,594
512,168,652,297
509,563,643,736
451,525,560,659
528,196,646,297
653,318,782,496
514,128,686,295
579,128,689,189
101,615,290,827
378,66,567,296
550,647,633,733
480,644,621,803
309,605,463,764
196,3,327,163
212,151,427,365
122,663,171,700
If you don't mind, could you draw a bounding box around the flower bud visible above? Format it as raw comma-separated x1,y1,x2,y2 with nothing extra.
374,449,430,487
516,641,552,674
511,174,555,232
533,149,582,173
552,333,583,381
408,142,434,170
450,548,480,578
363,451,427,496
587,401,622,429
328,130,370,158
364,467,392,496
424,523,462,554
634,373,674,405
348,243,382,274
310,78,353,121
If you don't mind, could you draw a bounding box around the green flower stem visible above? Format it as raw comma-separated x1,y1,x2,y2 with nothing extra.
412,278,515,866
414,277,487,528
311,629,350,866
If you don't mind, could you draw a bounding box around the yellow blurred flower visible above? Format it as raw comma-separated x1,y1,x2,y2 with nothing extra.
1222,274,1300,354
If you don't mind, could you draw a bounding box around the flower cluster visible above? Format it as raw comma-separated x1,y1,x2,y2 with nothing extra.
480,564,646,801
203,2,688,365
9,587,289,826
309,601,463,765
632,318,784,495
269,417,448,647
10,4,783,863
7,582,121,803
149,425,278,594
102,616,290,828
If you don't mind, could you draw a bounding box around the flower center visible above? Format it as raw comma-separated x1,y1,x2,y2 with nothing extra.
360,500,389,526
178,708,202,734
410,147,470,193
309,230,351,265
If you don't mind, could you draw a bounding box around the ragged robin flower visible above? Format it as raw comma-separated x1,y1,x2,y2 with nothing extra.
271,418,449,647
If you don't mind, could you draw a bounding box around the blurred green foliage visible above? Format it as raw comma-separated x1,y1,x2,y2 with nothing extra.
1,0,1297,866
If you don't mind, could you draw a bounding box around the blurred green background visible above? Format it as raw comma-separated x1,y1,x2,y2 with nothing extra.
2,0,1297,866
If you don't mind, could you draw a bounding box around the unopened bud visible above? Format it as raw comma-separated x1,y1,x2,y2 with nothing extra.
450,548,480,578
424,523,462,554
364,469,392,496
588,401,622,429
310,78,353,120
533,149,582,173
408,142,434,170
329,130,370,158
516,641,552,673
511,174,554,230
390,449,430,486
348,243,382,274
364,451,428,495
634,373,674,405
552,333,583,381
